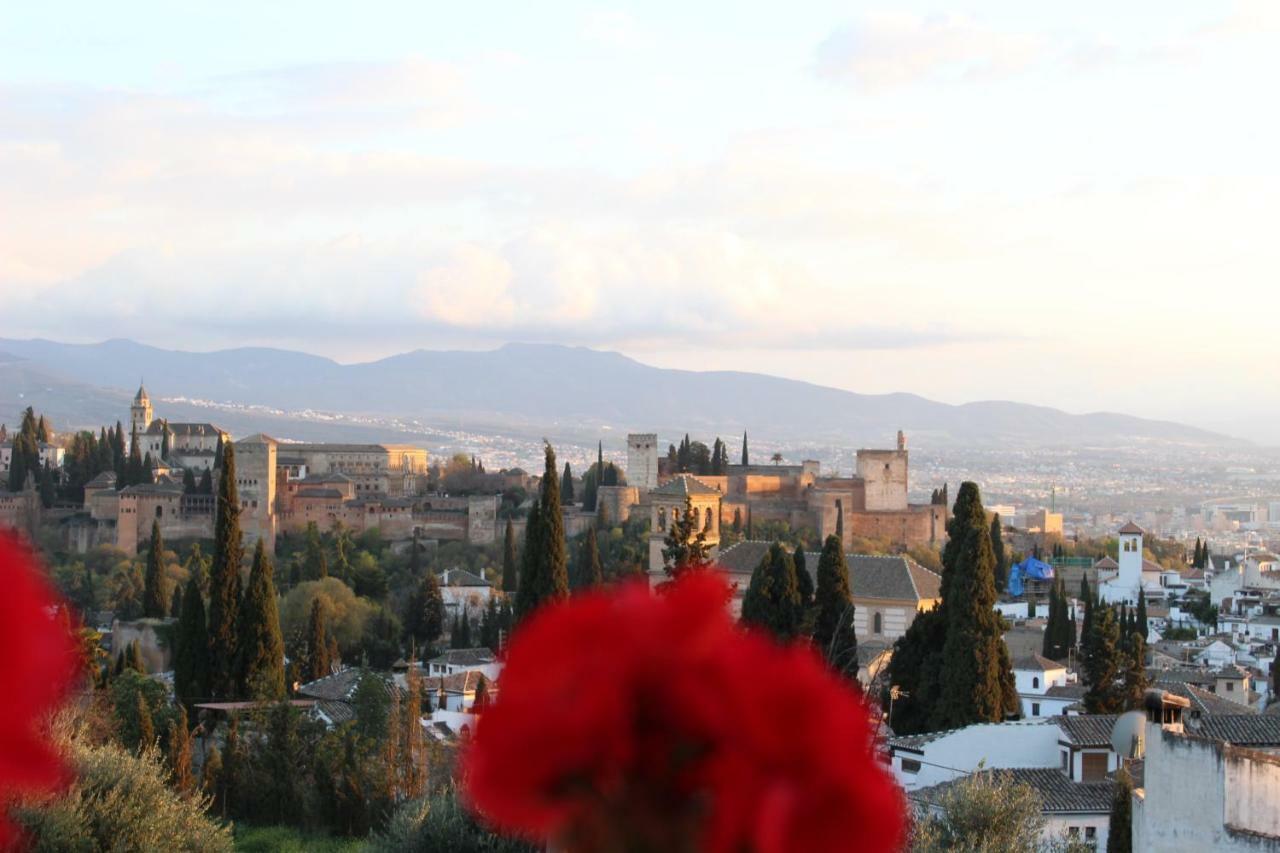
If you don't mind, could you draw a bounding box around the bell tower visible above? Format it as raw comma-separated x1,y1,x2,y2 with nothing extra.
131,382,153,437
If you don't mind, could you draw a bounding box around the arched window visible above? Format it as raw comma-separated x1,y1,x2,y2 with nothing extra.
1033,676,1040,689
873,612,882,634
658,507,667,531
704,506,713,532
155,505,163,519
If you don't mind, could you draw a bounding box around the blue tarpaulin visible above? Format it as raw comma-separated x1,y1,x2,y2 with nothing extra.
1008,557,1055,597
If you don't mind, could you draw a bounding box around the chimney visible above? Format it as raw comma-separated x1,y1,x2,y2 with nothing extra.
897,430,906,452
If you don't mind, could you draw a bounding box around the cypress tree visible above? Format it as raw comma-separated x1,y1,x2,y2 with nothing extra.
305,598,333,682
1136,587,1148,641
661,495,712,577
1042,580,1059,658
170,583,183,619
741,542,802,641
236,538,286,700
1123,633,1149,710
207,442,244,699
160,421,171,461
173,576,209,704
561,462,575,505
126,639,146,674
198,468,213,495
502,518,518,593
990,514,1008,592
515,502,544,619
168,706,194,795
933,482,1018,730
405,569,444,647
183,468,197,494
574,526,604,591
1084,606,1124,714
136,692,155,752
127,422,143,486
1107,768,1134,853
516,444,569,619
812,534,857,677
741,431,749,466
793,545,813,606
1080,575,1095,662
142,520,169,618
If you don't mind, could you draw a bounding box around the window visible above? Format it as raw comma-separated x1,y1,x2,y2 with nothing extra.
1061,751,1069,772
873,613,882,634
1085,827,1096,840
1081,752,1108,782
1032,676,1040,689
900,758,921,774
1226,681,1235,692
704,506,713,532
658,508,666,531
1068,827,1080,838
155,506,163,519
1031,703,1040,716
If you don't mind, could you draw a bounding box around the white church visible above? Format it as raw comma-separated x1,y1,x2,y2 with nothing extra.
1096,522,1176,605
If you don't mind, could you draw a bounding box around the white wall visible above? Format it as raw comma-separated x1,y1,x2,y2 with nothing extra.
1014,667,1067,695
892,722,1061,791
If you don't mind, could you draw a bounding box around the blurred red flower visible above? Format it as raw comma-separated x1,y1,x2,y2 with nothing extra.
0,533,78,844
464,572,905,853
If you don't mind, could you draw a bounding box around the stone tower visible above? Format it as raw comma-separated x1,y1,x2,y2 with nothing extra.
627,433,658,491
131,383,153,437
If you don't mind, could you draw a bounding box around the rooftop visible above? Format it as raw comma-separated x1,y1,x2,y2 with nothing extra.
442,568,492,588
912,768,1115,815
1055,714,1120,747
651,474,721,498
716,541,941,603
428,648,496,667
1013,654,1066,673
1188,715,1280,746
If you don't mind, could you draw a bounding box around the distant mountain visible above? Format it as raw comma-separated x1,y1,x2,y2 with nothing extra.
0,338,1234,447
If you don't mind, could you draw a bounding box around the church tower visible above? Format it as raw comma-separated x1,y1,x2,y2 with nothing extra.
1117,521,1144,602
131,383,153,437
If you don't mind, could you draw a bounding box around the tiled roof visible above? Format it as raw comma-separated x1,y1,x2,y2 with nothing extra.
85,471,117,488
428,648,496,667
119,483,184,496
888,729,955,752
1055,715,1120,747
912,768,1114,815
1151,668,1218,687
716,541,940,603
298,667,402,702
296,488,344,499
442,569,491,588
1044,684,1088,700
1118,522,1145,535
146,421,225,436
1188,715,1280,746
1013,654,1066,673
651,474,721,498
420,670,490,694
1163,683,1257,717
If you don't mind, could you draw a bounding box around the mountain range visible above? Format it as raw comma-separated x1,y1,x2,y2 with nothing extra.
0,338,1234,448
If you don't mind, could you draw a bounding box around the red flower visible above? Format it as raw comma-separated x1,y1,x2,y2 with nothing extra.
0,533,78,844
464,572,905,852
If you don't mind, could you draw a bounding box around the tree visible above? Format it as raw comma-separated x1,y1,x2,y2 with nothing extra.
515,444,569,620
793,545,813,606
236,539,286,700
660,495,713,578
770,452,783,466
405,569,445,648
1122,633,1149,711
170,584,183,620
573,526,604,591
812,535,857,678
167,705,194,796
933,482,1018,730
182,468,197,494
990,515,1008,593
303,521,328,581
127,422,144,487
142,520,169,619
173,577,210,705
207,442,244,699
1107,768,1134,853
198,468,212,495
502,519,518,593
160,421,171,460
741,432,749,466
1084,606,1124,714
135,692,156,752
911,770,1047,853
560,462,575,505
1080,575,1095,660
1136,587,1148,641
305,598,334,682
741,542,802,641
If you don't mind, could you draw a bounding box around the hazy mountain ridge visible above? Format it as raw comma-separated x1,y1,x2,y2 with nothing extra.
0,338,1234,447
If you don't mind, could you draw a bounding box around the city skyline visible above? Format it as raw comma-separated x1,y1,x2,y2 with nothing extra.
3,1,1278,438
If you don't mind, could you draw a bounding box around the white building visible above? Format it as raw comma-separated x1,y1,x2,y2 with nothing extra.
1013,654,1080,718
425,647,502,682
1097,522,1165,605
440,568,494,618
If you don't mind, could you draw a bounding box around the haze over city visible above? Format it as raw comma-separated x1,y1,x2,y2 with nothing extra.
4,1,1280,440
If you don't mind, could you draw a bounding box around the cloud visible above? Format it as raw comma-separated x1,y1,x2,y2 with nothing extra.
815,13,1045,91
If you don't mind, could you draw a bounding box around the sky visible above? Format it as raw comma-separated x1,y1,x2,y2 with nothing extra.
1,1,1278,439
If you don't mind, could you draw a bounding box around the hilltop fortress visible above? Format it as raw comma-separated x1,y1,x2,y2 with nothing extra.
72,386,495,553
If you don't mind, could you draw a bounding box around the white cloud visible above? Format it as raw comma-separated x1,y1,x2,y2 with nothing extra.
815,13,1045,91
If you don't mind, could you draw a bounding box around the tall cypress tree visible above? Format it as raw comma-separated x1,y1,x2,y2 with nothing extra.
1123,633,1149,711
1042,579,1060,658
207,441,244,699
142,520,169,618
237,538,286,700
574,526,604,591
741,542,802,641
933,482,1018,730
1080,575,1095,661
1107,768,1134,853
515,444,569,619
305,598,333,682
561,462,575,505
1136,587,1148,641
405,568,444,647
1084,606,1124,714
990,514,1008,593
741,432,749,466
502,518,518,593
127,422,143,487
812,534,856,677
793,545,813,606
173,576,209,704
